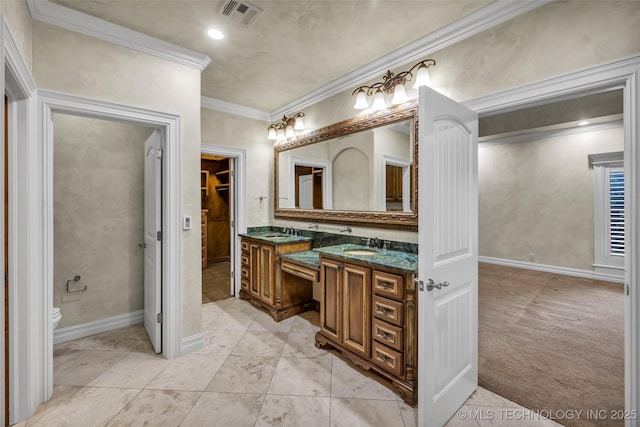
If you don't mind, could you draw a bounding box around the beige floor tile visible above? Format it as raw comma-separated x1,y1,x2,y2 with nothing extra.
88,351,170,389
398,400,419,427
145,353,227,391
445,404,482,427
23,385,82,426
75,325,148,352
329,398,404,427
231,331,287,357
256,395,330,427
10,422,26,427
206,355,278,394
106,389,201,427
330,357,397,400
213,297,238,311
201,302,227,313
249,311,294,332
465,387,522,408
281,332,332,359
194,329,246,355
473,406,556,427
225,299,260,315
204,311,256,331
290,315,320,333
53,350,128,386
268,357,332,397
180,392,264,427
28,387,140,427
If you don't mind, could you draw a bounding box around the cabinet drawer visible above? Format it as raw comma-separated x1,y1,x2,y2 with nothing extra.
241,266,250,280
373,270,404,301
372,318,404,352
241,254,249,266
281,261,319,282
241,278,249,291
373,295,404,327
241,240,250,252
372,341,404,377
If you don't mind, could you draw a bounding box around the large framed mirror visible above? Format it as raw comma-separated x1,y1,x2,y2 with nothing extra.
274,103,418,230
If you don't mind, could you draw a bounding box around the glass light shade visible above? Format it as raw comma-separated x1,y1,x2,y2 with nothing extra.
391,83,409,105
413,65,432,89
353,90,370,109
285,126,295,139
293,116,305,130
371,91,387,111
267,127,277,140
276,128,286,141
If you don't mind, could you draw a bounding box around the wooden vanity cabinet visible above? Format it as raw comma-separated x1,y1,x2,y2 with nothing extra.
316,255,417,406
240,237,312,321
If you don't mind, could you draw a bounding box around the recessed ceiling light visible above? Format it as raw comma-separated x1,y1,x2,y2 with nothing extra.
206,28,224,40
578,120,590,126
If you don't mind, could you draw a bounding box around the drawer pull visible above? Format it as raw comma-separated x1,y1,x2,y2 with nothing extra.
379,331,390,339
379,354,391,363
379,281,393,289
379,308,391,315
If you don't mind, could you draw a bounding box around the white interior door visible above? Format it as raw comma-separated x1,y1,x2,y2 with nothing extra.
418,86,478,426
299,174,313,209
229,159,236,296
144,130,162,354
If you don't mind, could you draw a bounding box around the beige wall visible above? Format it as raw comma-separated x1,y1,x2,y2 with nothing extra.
478,126,624,270
2,0,32,70
33,21,203,338
53,113,153,328
200,107,272,226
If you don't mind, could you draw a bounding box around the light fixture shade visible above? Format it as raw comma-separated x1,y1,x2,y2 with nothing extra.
353,90,370,109
285,126,295,139
294,116,305,130
413,65,432,89
276,128,286,141
371,91,387,111
267,127,277,140
391,83,409,105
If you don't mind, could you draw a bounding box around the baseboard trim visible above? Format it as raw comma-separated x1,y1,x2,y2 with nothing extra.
181,333,205,355
53,310,144,344
479,256,625,284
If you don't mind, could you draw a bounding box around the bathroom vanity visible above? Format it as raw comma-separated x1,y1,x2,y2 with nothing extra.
240,231,314,321
313,244,418,406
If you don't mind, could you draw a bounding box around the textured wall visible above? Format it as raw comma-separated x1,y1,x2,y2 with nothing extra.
53,113,152,328
33,21,203,338
478,126,624,270
1,0,32,70
200,107,271,226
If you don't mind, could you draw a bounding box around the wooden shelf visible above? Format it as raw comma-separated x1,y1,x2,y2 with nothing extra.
215,184,230,191
215,169,230,176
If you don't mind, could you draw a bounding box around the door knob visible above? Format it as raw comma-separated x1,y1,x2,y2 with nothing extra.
426,279,450,291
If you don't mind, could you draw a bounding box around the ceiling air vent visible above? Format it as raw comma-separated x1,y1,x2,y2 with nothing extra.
218,0,263,27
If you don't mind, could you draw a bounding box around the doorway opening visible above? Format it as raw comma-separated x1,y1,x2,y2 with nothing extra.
476,88,625,423
201,154,235,304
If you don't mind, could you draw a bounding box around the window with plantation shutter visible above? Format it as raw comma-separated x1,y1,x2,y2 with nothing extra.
589,152,624,278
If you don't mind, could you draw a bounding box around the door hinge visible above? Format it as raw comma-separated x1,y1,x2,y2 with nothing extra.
231,271,234,278
627,284,630,296
231,220,235,228
157,230,163,241
156,313,163,323
156,149,163,159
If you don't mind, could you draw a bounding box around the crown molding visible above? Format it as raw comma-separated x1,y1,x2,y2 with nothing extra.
26,0,211,70
269,0,551,118
3,16,37,94
201,96,270,122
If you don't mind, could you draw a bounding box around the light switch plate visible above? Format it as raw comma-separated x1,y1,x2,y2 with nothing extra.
183,215,192,230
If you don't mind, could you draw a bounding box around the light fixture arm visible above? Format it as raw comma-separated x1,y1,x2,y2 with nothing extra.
351,59,436,97
267,111,307,141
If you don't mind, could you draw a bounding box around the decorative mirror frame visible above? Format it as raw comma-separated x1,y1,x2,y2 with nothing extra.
274,102,418,231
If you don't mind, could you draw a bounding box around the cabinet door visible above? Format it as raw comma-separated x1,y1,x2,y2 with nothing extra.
320,259,342,342
249,242,261,297
342,263,371,358
259,244,276,305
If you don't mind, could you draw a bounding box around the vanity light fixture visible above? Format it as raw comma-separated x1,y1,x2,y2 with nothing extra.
352,59,435,110
267,112,306,142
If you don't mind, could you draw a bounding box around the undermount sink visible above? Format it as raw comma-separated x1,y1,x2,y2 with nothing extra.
343,248,379,256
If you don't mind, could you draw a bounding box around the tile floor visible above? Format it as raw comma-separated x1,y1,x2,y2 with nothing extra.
15,298,561,426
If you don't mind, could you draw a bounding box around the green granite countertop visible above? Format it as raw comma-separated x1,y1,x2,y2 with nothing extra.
314,244,418,273
280,250,320,268
239,230,312,245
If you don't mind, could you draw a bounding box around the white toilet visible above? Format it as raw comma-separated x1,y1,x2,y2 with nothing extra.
52,307,62,330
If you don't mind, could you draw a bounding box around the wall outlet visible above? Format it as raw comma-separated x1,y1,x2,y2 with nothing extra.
183,215,192,230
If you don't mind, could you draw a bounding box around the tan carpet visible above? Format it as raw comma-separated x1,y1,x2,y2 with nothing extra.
479,263,624,427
